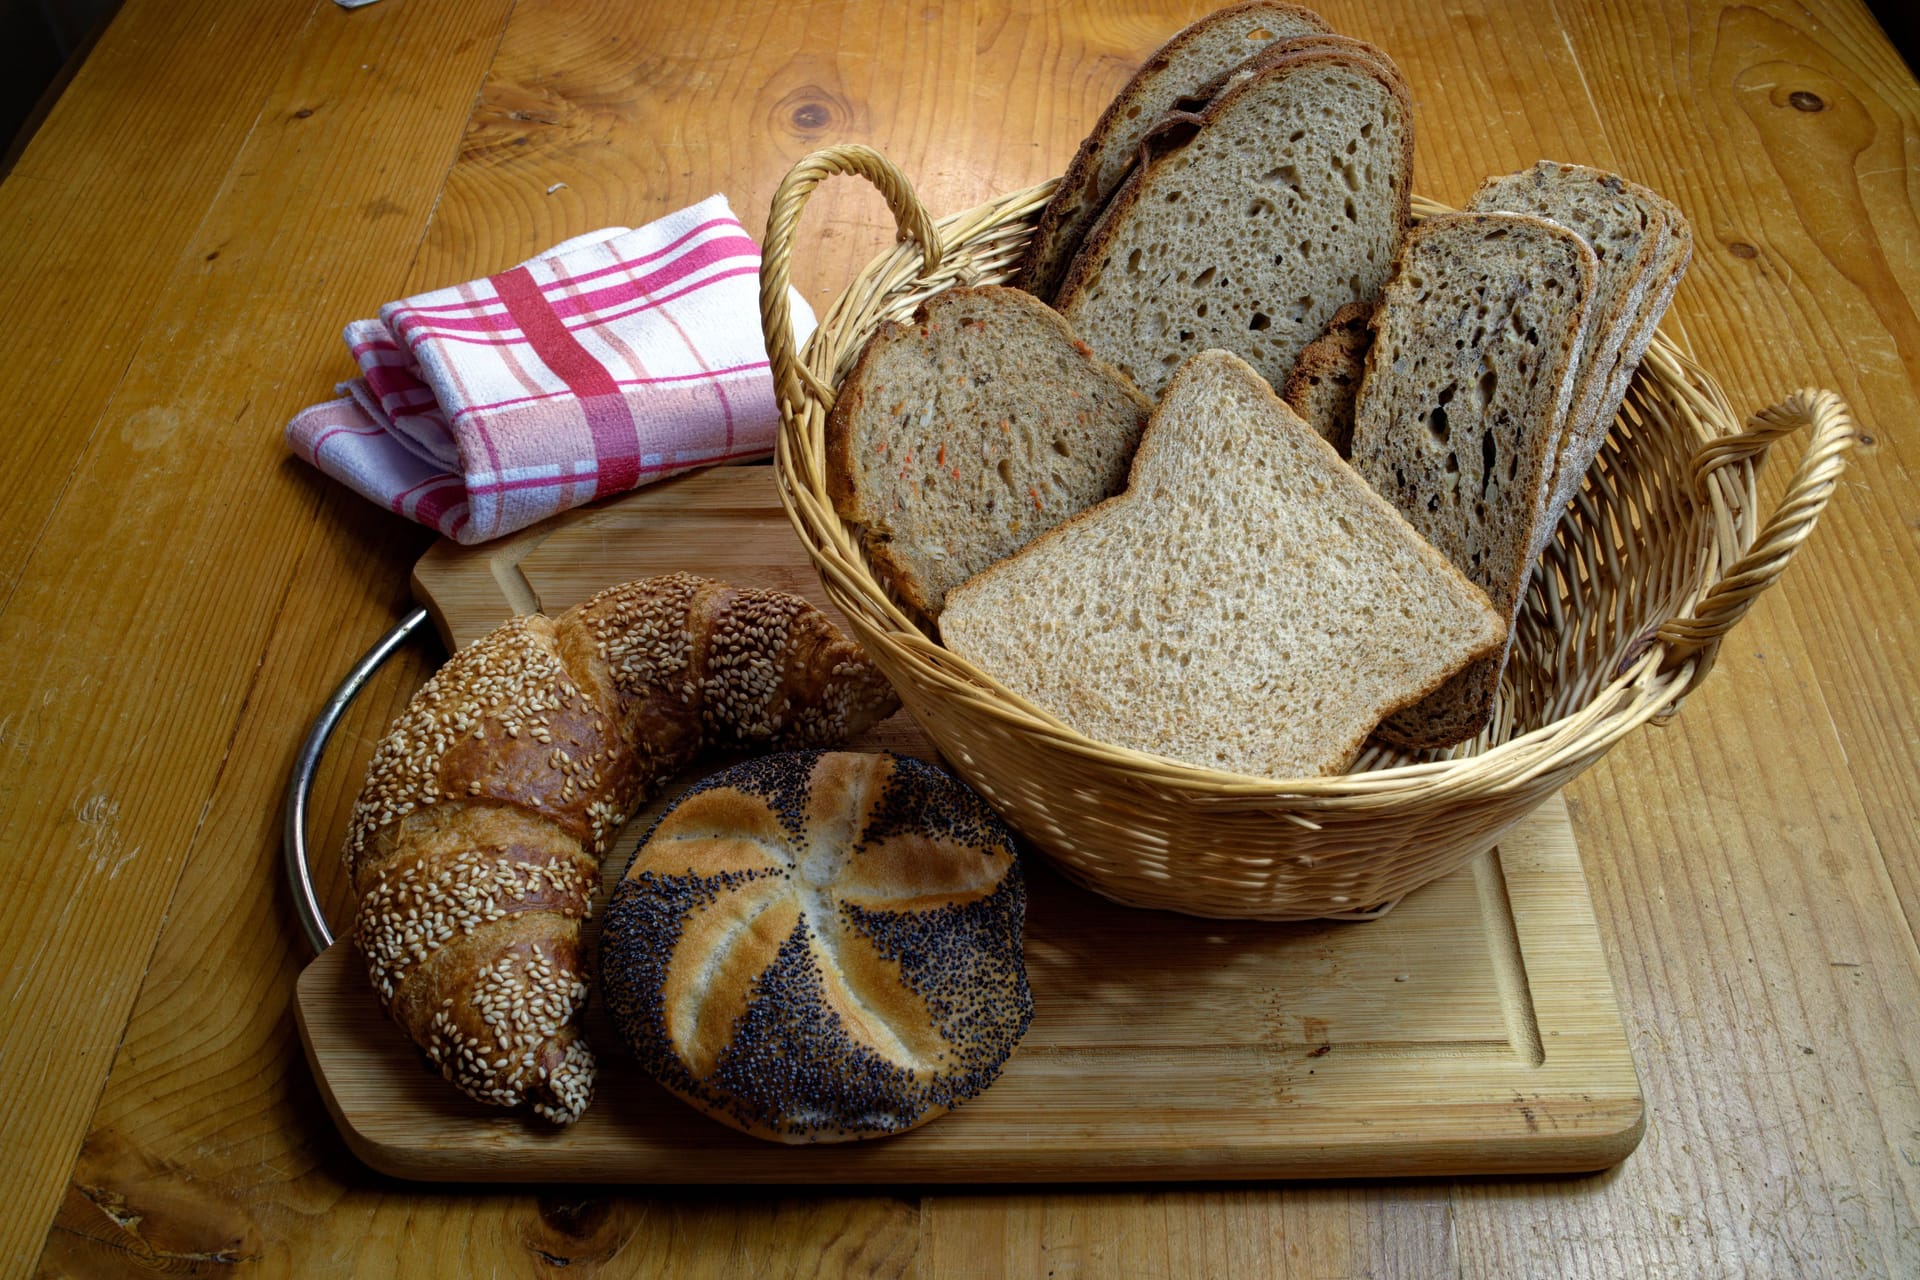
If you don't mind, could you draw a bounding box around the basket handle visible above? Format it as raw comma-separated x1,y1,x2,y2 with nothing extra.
1655,387,1857,681
759,144,943,414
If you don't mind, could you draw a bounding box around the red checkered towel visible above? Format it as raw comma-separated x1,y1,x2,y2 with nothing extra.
286,195,815,543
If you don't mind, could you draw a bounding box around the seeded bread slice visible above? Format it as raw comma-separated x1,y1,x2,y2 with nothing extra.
1018,1,1332,302
1350,212,1599,748
1281,299,1374,455
1056,45,1413,400
1468,161,1674,538
940,350,1506,781
826,286,1153,619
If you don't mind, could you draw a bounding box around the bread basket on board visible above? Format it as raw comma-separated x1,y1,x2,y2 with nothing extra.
758,144,1855,920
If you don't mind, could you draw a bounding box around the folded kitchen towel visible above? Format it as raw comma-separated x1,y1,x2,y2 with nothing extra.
286,194,816,543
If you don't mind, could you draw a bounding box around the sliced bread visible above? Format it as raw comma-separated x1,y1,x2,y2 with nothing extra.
826,286,1153,619
1281,299,1374,455
1584,199,1692,486
940,349,1506,780
1468,161,1673,535
1056,44,1414,400
1018,1,1332,302
1349,212,1599,748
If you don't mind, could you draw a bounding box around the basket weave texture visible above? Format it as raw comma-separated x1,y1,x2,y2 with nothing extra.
760,145,1855,920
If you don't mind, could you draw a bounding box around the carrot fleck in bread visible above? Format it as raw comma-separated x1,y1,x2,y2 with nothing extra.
826,286,1151,619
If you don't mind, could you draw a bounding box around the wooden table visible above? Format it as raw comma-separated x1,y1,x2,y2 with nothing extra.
2,0,1915,1274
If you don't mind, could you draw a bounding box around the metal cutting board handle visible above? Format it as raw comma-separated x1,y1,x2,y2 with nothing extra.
282,607,432,954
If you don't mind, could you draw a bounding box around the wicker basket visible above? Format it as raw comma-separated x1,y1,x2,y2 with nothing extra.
758,144,1855,920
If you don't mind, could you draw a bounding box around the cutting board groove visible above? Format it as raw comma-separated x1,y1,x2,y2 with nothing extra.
298,466,1642,1182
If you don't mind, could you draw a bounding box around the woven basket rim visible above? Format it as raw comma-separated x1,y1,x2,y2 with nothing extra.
759,146,1855,810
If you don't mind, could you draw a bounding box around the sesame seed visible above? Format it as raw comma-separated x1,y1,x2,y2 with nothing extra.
345,575,902,1123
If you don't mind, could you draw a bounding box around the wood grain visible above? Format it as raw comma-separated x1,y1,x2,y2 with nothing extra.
5,0,1917,1276
0,1,516,1270
0,0,317,611
298,797,1634,1182
1557,0,1920,933
1439,4,1920,1274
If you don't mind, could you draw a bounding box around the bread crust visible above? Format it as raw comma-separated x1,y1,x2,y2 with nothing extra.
1348,213,1600,749
823,314,943,617
1018,1,1332,301
1281,299,1375,455
1173,31,1399,111
1054,43,1415,397
1553,190,1693,540
1468,161,1678,531
345,575,900,1123
601,751,1033,1143
1059,42,1413,306
824,285,1151,620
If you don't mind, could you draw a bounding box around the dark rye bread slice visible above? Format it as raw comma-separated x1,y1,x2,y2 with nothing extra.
1056,43,1414,400
1583,197,1692,492
1281,299,1374,455
1350,212,1599,749
1018,1,1332,302
940,350,1506,781
1468,161,1671,537
826,286,1152,619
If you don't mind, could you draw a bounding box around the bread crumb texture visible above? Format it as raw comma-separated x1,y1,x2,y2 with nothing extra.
1060,54,1410,398
829,286,1150,616
941,350,1503,780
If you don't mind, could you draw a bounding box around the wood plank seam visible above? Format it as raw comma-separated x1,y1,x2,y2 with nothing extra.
1542,0,1614,152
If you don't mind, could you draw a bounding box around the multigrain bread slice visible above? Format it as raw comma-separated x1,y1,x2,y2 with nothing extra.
1349,212,1599,749
1018,1,1332,302
1281,299,1374,455
1056,44,1413,399
826,286,1153,619
1468,161,1673,536
940,350,1506,780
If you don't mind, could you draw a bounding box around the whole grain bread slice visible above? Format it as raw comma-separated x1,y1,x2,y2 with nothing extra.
1281,299,1374,455
1468,161,1675,540
1175,31,1397,111
1056,44,1414,400
826,286,1152,619
940,349,1506,781
1575,199,1692,510
1349,212,1599,748
1018,2,1332,302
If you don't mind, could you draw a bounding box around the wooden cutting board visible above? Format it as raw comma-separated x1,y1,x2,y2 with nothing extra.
296,465,1643,1182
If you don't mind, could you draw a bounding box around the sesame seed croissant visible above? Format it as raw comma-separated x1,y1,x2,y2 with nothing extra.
342,573,900,1123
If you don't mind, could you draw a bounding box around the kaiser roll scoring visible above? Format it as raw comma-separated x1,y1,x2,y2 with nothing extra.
601,750,1034,1142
